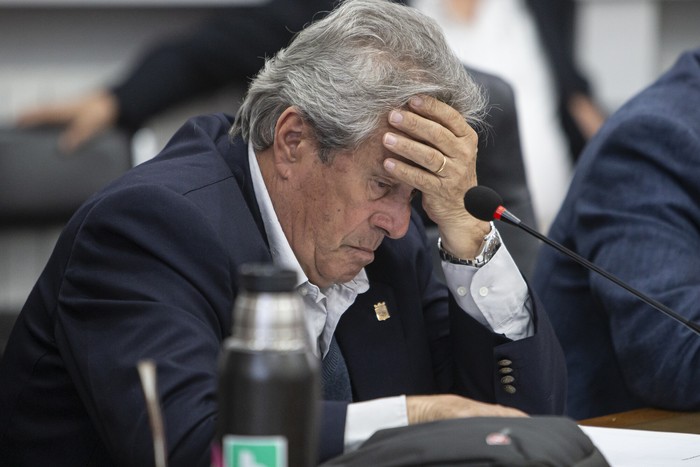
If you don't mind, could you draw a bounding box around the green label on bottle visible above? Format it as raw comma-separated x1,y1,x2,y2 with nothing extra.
222,435,287,467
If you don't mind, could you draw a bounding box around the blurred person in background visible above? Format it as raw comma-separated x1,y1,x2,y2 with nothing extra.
17,0,331,154
412,0,606,231
533,47,700,420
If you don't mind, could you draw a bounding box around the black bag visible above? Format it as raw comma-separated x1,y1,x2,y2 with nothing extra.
321,416,609,466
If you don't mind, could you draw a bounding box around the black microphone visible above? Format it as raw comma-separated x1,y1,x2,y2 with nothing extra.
464,185,700,336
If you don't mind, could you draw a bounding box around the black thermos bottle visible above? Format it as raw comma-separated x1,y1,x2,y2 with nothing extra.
212,264,320,467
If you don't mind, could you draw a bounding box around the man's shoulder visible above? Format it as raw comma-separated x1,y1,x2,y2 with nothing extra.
113,113,245,197
65,114,253,235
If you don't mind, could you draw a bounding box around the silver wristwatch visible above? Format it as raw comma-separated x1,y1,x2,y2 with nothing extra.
438,222,501,268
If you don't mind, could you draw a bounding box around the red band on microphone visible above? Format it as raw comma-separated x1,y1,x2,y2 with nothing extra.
495,206,506,220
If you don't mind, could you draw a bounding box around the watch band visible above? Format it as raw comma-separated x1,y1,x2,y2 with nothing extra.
438,222,501,268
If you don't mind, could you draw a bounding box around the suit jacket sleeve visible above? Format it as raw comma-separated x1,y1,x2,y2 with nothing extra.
570,112,700,409
448,288,567,415
56,184,233,467
413,214,567,415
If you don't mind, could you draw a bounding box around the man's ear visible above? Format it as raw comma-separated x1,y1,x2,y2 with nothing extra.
272,107,309,177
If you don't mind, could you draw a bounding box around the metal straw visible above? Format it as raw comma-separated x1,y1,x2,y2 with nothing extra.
137,359,168,467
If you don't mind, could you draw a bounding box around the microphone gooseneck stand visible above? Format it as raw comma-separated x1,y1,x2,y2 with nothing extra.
464,185,700,337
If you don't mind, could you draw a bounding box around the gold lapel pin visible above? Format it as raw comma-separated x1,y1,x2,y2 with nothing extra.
374,301,390,321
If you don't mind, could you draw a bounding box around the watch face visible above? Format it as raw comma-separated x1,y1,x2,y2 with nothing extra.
438,223,501,267
479,231,502,265
439,224,501,267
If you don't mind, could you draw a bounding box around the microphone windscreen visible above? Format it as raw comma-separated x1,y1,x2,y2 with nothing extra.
464,186,503,221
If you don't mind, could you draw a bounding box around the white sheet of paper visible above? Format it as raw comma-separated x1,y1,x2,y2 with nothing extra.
580,426,700,466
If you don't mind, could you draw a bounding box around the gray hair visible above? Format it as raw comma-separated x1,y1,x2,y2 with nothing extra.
231,0,486,162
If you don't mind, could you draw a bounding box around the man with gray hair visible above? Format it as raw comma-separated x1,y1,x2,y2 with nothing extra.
0,1,566,465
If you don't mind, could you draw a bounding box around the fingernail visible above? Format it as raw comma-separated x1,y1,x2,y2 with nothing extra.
389,111,403,124
410,96,423,107
384,159,396,171
384,133,397,146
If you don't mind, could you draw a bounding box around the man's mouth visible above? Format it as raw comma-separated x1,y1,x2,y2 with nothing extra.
347,245,376,263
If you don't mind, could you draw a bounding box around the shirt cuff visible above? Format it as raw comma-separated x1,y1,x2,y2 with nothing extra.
442,243,533,340
343,395,408,453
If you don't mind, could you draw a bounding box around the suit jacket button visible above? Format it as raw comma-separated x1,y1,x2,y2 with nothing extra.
501,375,515,384
503,384,517,394
498,359,512,367
499,367,513,374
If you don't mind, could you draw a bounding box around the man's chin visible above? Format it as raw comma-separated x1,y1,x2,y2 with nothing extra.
318,264,368,287
348,246,375,265
310,250,374,287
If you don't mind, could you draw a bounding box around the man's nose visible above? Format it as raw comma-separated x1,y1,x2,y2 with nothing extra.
370,199,411,239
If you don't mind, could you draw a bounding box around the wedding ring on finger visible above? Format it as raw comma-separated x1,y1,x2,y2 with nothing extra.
435,155,447,175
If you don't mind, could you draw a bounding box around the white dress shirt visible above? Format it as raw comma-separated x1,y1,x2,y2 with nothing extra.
247,143,532,452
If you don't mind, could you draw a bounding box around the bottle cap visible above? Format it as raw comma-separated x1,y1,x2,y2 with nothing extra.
239,263,297,292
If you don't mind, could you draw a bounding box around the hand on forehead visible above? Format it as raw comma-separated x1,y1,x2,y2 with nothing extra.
380,95,479,228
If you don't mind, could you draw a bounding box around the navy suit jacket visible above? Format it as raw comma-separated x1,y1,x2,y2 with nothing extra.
533,49,700,420
0,114,565,466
